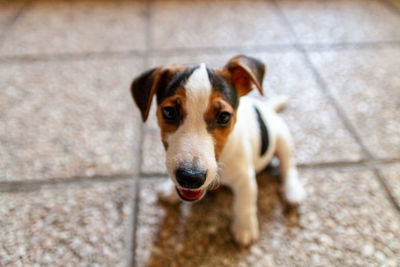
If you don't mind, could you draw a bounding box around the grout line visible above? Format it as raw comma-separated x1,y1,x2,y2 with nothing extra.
129,1,153,266
302,41,400,52
138,158,400,177
373,168,400,214
126,179,140,267
0,0,32,48
0,50,145,64
297,158,400,169
0,173,135,193
129,177,141,267
0,44,293,64
1,41,400,64
2,158,398,193
147,44,295,58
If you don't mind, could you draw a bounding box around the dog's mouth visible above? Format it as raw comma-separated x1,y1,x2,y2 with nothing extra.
176,187,206,202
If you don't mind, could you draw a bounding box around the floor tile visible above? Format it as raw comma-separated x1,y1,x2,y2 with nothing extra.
139,51,363,174
309,47,400,159
0,0,146,56
277,0,400,45
0,57,143,181
151,0,293,50
0,182,134,266
135,168,400,266
379,163,400,207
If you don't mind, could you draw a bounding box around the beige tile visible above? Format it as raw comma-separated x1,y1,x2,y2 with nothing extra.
278,0,400,44
0,57,143,181
151,0,293,50
139,51,364,175
135,168,400,266
0,0,146,56
379,163,400,207
0,182,134,266
309,47,400,159
141,129,166,175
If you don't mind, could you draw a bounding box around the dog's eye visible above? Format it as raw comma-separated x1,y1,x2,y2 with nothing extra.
162,106,179,122
217,111,232,126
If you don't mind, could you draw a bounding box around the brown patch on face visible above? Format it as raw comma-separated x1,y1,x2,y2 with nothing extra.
204,90,237,159
156,88,187,150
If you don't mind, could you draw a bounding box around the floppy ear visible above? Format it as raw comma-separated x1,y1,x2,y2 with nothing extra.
130,67,167,122
224,55,266,97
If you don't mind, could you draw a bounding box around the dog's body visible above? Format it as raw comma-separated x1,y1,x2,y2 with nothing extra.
131,56,306,246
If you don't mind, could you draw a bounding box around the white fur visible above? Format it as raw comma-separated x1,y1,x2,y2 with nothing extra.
159,66,306,246
165,64,218,189
218,97,306,245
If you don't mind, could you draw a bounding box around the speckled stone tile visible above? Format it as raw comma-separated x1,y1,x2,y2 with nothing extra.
0,58,143,181
139,51,363,174
309,47,400,159
0,0,26,35
135,169,400,266
379,163,400,207
151,0,293,50
277,0,400,45
0,182,134,266
0,0,146,56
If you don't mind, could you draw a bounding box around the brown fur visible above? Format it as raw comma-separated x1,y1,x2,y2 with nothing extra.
224,55,265,97
204,91,237,159
156,88,187,149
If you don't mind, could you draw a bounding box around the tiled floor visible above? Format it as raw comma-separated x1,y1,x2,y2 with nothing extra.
0,0,399,266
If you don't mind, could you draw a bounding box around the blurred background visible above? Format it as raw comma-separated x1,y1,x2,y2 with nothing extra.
0,0,399,266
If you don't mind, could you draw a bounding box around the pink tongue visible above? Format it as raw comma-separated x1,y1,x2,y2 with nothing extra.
179,188,203,200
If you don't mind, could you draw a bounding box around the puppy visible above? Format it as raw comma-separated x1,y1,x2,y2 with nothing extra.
130,55,306,246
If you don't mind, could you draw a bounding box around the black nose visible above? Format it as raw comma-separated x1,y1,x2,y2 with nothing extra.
175,168,207,189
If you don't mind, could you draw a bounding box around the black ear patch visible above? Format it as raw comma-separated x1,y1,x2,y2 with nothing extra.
254,106,269,156
207,68,239,109
130,67,167,122
156,65,199,105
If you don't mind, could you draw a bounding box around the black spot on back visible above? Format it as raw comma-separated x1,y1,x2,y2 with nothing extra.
254,106,269,156
207,68,238,109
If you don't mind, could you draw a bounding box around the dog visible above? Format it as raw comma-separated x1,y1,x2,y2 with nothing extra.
130,55,306,246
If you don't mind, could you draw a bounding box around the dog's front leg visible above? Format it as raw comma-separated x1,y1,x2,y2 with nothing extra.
276,124,306,205
227,167,259,246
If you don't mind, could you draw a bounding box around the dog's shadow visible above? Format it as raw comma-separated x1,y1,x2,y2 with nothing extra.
139,166,301,266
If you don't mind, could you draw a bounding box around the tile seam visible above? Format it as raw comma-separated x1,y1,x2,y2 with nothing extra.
2,41,400,64
373,168,400,216
0,174,135,193
129,0,153,266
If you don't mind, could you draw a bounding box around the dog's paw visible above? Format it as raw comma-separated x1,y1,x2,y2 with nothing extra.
158,180,180,204
231,216,259,246
284,172,306,206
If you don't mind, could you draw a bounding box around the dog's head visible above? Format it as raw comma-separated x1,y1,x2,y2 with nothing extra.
131,55,265,202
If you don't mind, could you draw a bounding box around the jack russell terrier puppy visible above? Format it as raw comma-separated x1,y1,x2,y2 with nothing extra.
130,55,306,246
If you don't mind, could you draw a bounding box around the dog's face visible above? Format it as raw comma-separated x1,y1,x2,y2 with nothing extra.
131,55,265,202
